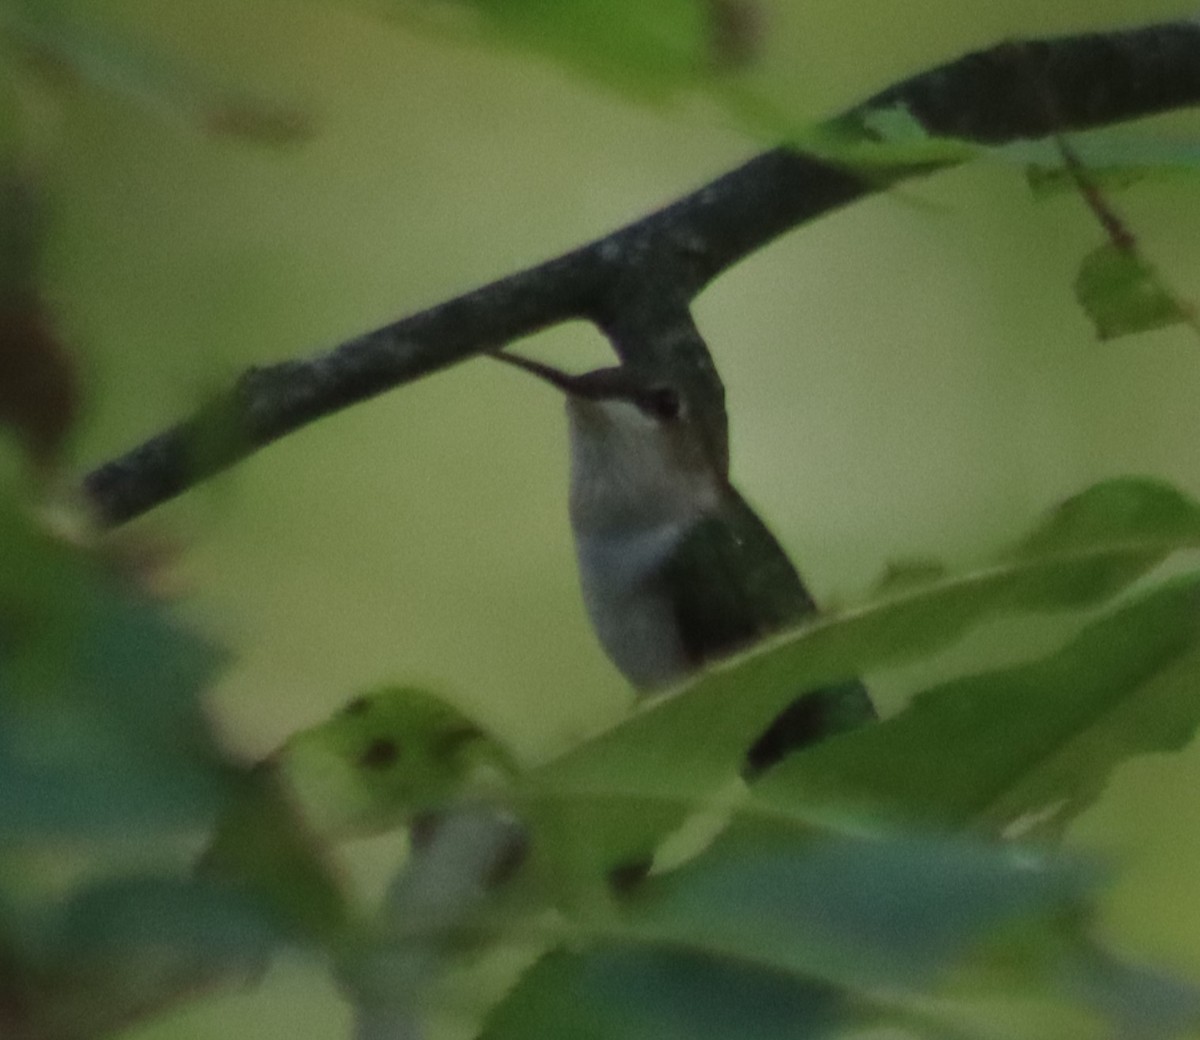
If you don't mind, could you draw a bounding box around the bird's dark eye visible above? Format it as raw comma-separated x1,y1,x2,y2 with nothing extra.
637,385,682,421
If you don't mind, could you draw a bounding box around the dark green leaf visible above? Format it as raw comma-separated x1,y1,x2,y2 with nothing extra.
631,825,1091,991
52,875,277,969
0,501,235,837
484,826,1195,1040
755,576,1200,836
10,875,280,1039
482,945,849,1040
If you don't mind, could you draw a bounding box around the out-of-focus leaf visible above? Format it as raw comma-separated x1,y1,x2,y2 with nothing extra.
278,685,519,839
203,685,521,944
808,104,979,177
1026,164,1154,197
484,825,1196,1040
0,497,234,837
871,558,950,595
0,1,311,143
388,0,716,100
754,576,1200,838
1063,944,1200,1040
0,179,79,467
482,945,849,1040
631,825,1091,992
521,478,1200,882
200,765,348,943
1072,242,1190,341
1009,131,1200,197
9,875,280,1039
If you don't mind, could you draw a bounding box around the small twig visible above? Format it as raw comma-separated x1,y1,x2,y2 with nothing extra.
82,19,1200,526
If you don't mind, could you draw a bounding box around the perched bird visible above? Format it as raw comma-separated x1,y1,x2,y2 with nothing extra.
494,350,874,776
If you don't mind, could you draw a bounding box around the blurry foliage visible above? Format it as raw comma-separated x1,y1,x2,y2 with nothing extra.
1072,242,1191,342
1,2,1200,1040
0,0,312,144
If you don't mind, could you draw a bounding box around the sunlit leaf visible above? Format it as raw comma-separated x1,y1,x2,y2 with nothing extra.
278,685,519,839
754,576,1200,838
204,686,521,943
808,104,979,177
521,478,1200,881
1073,242,1190,341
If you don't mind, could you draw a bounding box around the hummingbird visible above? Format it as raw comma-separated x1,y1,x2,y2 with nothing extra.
493,350,874,777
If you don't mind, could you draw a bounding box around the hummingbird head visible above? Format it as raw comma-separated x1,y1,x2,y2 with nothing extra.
492,351,730,533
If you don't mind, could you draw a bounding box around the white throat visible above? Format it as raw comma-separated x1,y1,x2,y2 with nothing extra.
565,401,721,537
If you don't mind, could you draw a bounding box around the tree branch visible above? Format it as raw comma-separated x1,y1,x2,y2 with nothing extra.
83,18,1200,526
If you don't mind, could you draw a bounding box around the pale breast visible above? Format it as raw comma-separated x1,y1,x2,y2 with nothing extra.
573,522,690,692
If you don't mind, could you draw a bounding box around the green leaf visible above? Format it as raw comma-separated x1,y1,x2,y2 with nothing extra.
200,765,348,943
0,500,234,838
754,576,1200,837
807,104,979,178
1026,164,1154,198
1073,242,1189,341
388,0,713,100
521,478,1200,882
1009,131,1200,198
485,826,1197,1040
9,875,280,1039
630,825,1091,992
482,945,850,1040
277,685,519,839
0,1,310,143
51,875,277,971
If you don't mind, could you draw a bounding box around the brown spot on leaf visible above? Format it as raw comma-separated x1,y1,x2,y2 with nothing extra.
607,857,652,894
359,737,400,769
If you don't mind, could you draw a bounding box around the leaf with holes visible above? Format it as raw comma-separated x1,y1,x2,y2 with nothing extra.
754,575,1200,837
520,478,1200,884
277,685,519,839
